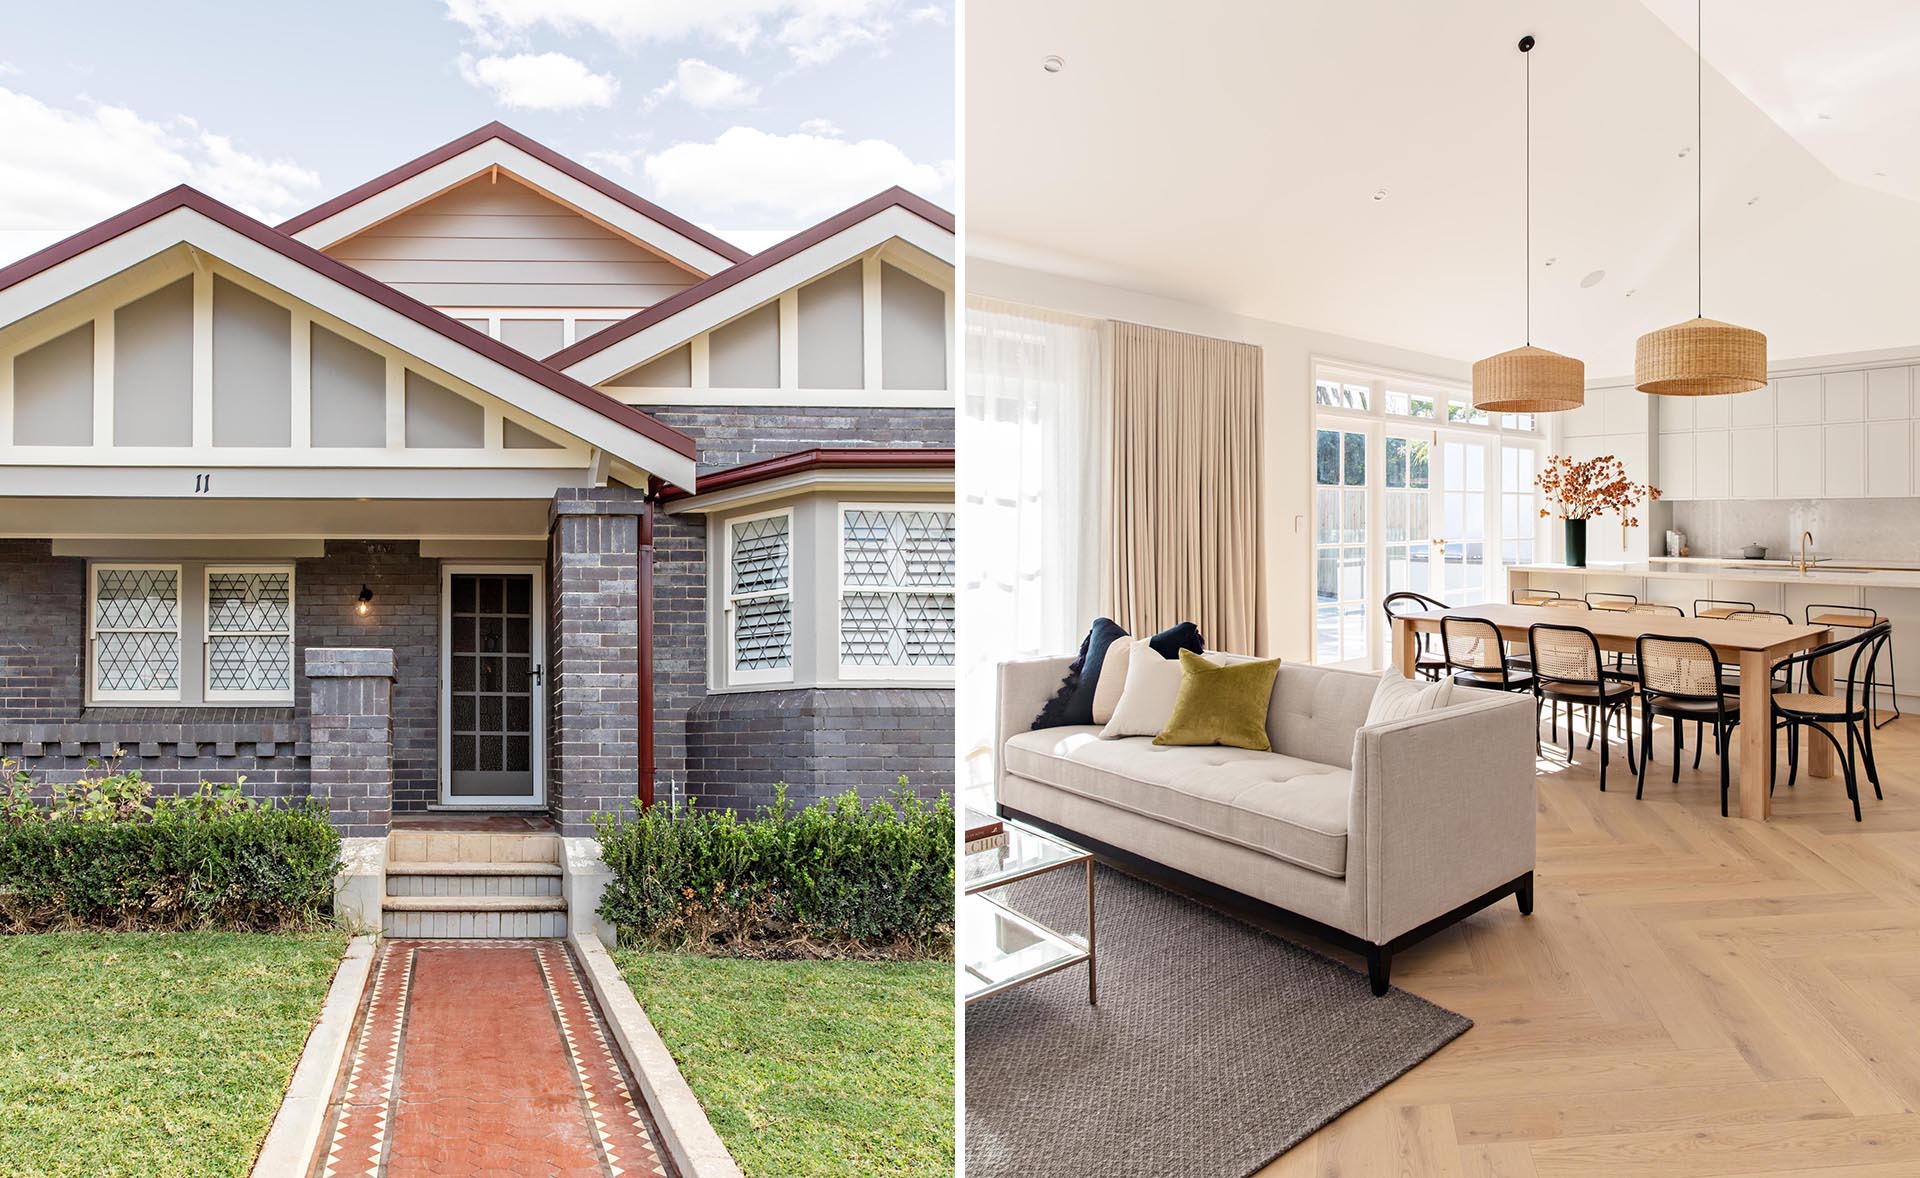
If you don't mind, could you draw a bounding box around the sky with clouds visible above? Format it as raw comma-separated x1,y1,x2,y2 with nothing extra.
0,0,954,264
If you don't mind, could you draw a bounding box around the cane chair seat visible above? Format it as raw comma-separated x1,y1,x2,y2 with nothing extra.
1771,692,1850,717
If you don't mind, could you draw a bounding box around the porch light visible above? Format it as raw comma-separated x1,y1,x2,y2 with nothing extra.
356,585,374,616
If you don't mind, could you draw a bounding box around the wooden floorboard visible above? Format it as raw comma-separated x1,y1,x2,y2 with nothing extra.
1245,708,1920,1177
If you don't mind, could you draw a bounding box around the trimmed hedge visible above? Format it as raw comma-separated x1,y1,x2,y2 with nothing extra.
594,784,953,958
1,763,342,932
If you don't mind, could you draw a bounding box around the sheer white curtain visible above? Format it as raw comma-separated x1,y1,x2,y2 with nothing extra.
958,298,1107,793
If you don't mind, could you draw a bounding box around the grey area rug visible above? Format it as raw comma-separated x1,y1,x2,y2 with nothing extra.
965,865,1471,1178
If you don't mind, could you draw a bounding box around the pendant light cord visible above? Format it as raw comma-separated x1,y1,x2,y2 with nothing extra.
1697,0,1704,317
1525,38,1532,346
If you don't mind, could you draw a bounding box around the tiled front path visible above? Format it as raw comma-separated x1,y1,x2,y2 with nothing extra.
313,940,673,1178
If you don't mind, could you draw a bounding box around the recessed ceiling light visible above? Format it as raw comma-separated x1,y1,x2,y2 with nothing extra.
1544,256,1557,267
1678,146,1692,158
1748,195,1761,205
1625,289,1637,298
1372,188,1388,201
1041,55,1065,73
1580,269,1606,288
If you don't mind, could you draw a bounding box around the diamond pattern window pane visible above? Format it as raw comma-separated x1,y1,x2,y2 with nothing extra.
730,516,790,594
93,567,179,695
208,571,290,633
842,510,955,588
208,636,291,692
840,591,956,667
95,631,180,693
95,567,177,630
734,595,792,671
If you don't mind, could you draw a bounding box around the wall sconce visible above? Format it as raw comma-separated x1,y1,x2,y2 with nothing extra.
356,585,374,616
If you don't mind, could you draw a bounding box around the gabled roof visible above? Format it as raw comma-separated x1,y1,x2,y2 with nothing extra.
0,184,698,483
279,122,750,274
547,187,956,383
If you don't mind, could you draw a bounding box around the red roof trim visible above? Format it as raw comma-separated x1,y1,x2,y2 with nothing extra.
0,184,698,461
658,447,955,502
545,187,955,370
276,121,751,266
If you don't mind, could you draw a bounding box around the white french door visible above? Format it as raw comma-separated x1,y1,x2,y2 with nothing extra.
1312,370,1546,668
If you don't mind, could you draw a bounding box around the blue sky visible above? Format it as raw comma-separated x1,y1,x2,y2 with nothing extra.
0,0,954,263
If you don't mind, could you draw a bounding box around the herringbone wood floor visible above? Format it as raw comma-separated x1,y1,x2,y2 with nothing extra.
1247,707,1920,1178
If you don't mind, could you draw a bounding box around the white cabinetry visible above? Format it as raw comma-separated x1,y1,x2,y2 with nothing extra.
1649,362,1920,500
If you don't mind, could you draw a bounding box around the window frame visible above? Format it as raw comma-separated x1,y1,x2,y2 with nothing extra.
202,564,297,705
723,506,797,687
835,501,958,683
86,562,184,704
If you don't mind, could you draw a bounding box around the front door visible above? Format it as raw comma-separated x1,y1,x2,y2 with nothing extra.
441,567,544,807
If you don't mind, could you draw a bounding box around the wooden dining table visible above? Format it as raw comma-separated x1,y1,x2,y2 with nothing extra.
1390,603,1836,821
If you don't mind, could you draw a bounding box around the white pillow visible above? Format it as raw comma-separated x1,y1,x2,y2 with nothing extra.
1100,641,1220,738
1365,668,1455,725
1090,634,1134,725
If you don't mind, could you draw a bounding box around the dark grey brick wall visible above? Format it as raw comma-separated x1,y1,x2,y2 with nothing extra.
649,406,954,473
0,539,440,815
307,647,394,837
648,405,956,810
548,488,646,836
296,541,439,813
679,687,953,814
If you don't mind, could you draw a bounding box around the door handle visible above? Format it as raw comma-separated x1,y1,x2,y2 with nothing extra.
531,664,543,686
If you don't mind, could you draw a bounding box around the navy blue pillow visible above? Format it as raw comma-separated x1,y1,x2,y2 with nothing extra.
1148,621,1204,659
1033,617,1129,729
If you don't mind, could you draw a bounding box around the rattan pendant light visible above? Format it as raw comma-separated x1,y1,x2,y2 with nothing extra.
1635,0,1766,396
1473,34,1584,414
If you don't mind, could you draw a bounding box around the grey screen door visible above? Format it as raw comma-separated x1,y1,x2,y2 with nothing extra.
443,570,542,804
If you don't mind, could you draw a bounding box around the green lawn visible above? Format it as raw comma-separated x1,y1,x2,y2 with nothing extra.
0,931,347,1178
614,952,954,1178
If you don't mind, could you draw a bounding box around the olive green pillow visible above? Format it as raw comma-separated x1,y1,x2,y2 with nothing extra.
1154,650,1282,751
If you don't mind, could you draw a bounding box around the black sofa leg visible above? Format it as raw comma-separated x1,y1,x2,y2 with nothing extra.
1366,945,1392,996
1517,871,1535,916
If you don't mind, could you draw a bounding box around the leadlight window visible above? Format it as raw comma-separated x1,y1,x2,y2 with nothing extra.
727,510,793,682
90,565,181,700
839,506,957,675
205,567,294,699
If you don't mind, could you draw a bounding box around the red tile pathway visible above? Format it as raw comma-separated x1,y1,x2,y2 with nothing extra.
312,940,673,1178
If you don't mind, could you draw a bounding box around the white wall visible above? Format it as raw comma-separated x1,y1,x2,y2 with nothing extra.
969,257,1469,661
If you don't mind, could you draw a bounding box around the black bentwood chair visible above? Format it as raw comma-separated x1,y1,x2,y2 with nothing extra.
1383,591,1450,682
1806,604,1900,729
1441,617,1535,694
1771,623,1892,823
1528,622,1638,791
1635,635,1742,817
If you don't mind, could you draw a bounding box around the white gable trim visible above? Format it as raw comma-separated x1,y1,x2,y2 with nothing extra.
286,141,737,276
0,207,695,487
559,206,954,388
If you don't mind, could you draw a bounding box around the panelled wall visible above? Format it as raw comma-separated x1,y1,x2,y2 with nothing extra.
325,173,703,357
1,249,581,462
603,251,952,406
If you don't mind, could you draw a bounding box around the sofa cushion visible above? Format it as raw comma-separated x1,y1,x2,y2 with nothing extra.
1004,726,1351,877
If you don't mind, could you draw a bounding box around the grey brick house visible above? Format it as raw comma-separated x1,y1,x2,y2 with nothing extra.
0,123,955,840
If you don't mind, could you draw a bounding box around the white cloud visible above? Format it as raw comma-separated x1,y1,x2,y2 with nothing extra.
646,59,760,111
799,117,841,136
0,87,321,236
458,51,618,109
444,0,900,66
908,5,948,24
702,225,799,253
642,126,952,221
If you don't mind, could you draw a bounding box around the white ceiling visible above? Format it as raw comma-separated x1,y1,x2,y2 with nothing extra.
966,0,1920,375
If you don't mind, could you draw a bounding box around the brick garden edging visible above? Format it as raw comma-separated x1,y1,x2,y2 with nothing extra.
568,932,746,1178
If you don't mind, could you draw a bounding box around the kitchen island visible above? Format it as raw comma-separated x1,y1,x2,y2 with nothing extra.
1508,559,1917,710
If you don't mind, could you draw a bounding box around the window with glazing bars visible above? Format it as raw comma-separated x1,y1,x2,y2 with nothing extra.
839,506,957,673
205,567,294,699
727,511,793,679
90,565,181,700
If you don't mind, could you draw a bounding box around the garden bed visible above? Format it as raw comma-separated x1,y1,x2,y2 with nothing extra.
614,950,954,1178
0,931,348,1177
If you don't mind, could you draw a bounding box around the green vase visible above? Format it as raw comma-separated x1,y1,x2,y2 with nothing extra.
1564,519,1588,567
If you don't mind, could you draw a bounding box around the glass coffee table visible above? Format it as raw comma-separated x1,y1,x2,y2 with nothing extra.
962,812,1096,1006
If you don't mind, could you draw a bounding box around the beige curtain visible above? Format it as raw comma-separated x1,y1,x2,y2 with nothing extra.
1107,320,1263,654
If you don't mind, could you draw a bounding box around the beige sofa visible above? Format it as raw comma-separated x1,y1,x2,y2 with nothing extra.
996,655,1537,994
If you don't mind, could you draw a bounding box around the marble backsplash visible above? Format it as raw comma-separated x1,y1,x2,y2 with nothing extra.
1668,499,1920,564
